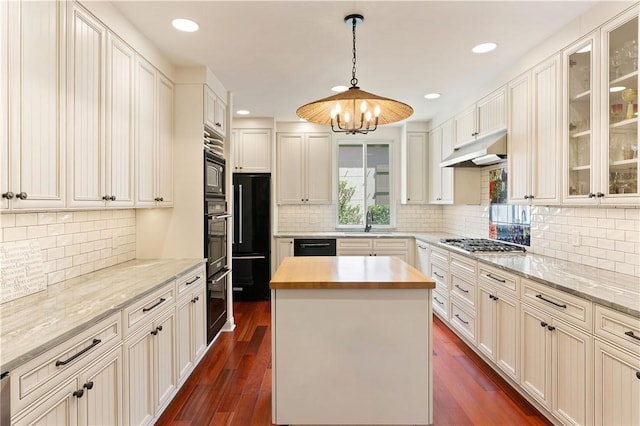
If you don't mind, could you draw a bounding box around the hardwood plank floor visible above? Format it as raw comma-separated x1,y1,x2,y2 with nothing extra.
156,301,552,426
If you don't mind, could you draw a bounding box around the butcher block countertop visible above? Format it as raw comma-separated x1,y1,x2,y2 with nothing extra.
270,256,435,290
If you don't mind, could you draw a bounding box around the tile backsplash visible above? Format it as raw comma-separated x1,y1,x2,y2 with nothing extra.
0,210,136,288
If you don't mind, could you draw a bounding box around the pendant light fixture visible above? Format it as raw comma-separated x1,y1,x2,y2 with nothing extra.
296,14,413,135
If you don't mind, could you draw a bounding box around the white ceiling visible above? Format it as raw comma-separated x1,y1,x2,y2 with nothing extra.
111,1,600,124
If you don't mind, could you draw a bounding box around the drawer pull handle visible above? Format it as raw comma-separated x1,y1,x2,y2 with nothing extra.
486,273,506,283
56,338,101,367
192,296,199,303
434,296,444,305
535,294,566,309
540,321,548,327
186,276,200,285
83,381,94,390
73,389,84,398
455,284,469,293
625,331,640,341
547,325,556,331
489,294,499,301
433,272,444,279
143,298,166,313
454,314,469,325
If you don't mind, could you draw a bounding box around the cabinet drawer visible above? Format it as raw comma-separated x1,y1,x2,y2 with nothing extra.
176,266,206,299
521,278,592,331
336,238,373,250
450,253,477,278
432,289,449,320
594,305,640,354
430,263,448,294
478,264,518,296
450,272,476,309
10,312,121,415
373,238,410,250
450,300,476,344
430,245,449,267
122,282,175,336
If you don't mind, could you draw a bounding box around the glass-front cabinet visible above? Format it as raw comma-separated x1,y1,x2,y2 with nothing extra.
602,10,638,205
563,6,639,205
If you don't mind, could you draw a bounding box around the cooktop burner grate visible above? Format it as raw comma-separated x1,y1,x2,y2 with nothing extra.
439,238,526,253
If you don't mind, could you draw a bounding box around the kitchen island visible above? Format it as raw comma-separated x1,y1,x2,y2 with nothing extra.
270,256,435,425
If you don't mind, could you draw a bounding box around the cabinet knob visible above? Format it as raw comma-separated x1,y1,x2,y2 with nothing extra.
1,191,14,199
524,195,529,199
156,325,163,332
540,321,548,327
192,296,199,303
215,122,222,127
103,195,110,201
529,194,535,199
636,372,640,380
16,192,27,200
151,329,158,336
596,192,604,198
588,193,596,198
547,325,556,331
110,195,116,201
73,389,84,398
83,381,94,390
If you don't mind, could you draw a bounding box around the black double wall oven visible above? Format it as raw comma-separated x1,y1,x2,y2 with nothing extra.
204,150,230,343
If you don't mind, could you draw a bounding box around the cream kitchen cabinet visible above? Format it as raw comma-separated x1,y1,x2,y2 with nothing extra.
427,244,450,320
593,305,640,425
277,132,332,204
520,278,593,426
336,238,412,263
1,0,66,211
204,85,226,138
508,54,562,205
448,254,478,344
476,265,520,382
232,129,272,173
428,120,480,204
414,240,430,274
175,268,207,385
135,56,174,207
67,5,135,209
401,132,428,204
275,238,293,272
454,86,507,148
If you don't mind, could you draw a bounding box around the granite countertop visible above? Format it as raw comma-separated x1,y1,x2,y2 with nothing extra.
274,232,640,318
0,258,205,373
271,256,435,290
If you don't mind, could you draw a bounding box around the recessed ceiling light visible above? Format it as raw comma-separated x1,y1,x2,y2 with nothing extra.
236,110,250,115
171,18,199,33
424,93,441,100
472,42,497,54
610,86,626,92
331,85,348,92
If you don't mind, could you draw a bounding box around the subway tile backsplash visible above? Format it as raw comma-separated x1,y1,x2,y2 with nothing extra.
1,210,136,287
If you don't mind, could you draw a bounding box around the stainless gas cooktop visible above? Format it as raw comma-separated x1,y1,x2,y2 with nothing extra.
439,238,526,253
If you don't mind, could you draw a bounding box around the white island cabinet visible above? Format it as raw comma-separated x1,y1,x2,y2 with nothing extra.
270,256,435,426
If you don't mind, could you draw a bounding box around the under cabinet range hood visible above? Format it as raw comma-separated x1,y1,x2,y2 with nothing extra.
440,129,508,167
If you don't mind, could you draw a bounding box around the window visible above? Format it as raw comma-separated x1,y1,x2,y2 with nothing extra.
337,141,392,227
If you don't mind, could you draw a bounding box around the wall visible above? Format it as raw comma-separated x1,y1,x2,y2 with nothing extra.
0,210,136,286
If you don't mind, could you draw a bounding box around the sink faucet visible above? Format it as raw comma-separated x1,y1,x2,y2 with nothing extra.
365,210,373,232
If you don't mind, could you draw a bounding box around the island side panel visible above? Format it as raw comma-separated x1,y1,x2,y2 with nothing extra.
272,288,432,425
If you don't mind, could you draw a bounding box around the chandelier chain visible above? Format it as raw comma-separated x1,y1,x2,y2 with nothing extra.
351,17,358,87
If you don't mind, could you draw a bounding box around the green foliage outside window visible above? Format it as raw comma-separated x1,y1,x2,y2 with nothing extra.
367,204,390,225
338,180,362,225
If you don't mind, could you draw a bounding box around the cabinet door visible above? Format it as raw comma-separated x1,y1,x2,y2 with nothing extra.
175,295,194,383
532,54,562,204
237,129,271,173
277,133,304,204
106,34,135,207
204,85,216,131
477,284,496,361
594,338,640,425
551,320,592,426
428,127,443,203
12,379,79,425
477,86,507,137
275,238,293,271
68,4,107,208
495,294,519,381
414,241,429,274
454,105,477,148
440,120,454,203
507,72,531,203
520,303,552,410
154,310,177,412
192,283,207,362
7,0,66,210
215,96,227,136
135,56,157,207
80,347,123,426
123,327,154,426
156,74,174,206
405,132,427,204
305,133,332,203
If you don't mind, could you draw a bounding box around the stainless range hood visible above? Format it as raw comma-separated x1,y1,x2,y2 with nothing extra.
440,129,507,167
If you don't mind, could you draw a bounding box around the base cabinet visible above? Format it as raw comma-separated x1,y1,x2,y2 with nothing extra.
176,280,207,384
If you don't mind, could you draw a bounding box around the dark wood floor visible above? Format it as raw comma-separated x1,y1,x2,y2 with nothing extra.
157,301,552,426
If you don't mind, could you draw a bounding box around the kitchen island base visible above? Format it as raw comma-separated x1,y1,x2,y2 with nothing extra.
271,287,432,425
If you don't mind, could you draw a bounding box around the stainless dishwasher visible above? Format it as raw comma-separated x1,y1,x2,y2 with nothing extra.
293,239,337,256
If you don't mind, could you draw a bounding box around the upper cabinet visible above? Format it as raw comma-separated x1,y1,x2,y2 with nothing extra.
204,85,226,138
135,56,174,207
508,54,562,205
2,0,66,211
563,7,638,206
454,86,507,148
232,129,272,173
277,132,332,204
401,131,428,204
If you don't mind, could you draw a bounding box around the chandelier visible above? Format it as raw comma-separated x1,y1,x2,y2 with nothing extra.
296,14,413,135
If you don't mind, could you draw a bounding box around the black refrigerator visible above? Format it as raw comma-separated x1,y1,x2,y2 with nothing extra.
232,173,271,300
